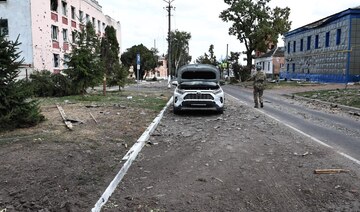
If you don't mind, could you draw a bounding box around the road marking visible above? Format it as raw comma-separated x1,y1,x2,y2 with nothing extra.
226,94,360,166
91,97,173,212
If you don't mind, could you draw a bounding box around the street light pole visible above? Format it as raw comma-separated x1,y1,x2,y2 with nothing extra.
163,0,175,79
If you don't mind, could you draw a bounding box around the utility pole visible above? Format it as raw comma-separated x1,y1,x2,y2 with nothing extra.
163,0,175,79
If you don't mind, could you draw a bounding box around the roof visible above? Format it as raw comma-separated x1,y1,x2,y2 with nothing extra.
285,7,360,37
257,47,284,59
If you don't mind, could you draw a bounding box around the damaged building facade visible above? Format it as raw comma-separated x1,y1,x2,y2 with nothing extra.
0,0,121,79
281,7,360,83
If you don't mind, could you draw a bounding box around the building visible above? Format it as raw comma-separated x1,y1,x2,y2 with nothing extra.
0,0,121,78
282,7,360,83
146,57,168,80
254,47,285,78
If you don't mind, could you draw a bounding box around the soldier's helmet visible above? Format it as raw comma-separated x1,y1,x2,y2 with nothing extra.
256,65,262,71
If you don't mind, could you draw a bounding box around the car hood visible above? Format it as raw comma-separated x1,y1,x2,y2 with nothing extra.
177,64,220,83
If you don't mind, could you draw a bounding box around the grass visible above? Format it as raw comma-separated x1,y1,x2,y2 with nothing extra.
295,88,360,108
36,90,171,112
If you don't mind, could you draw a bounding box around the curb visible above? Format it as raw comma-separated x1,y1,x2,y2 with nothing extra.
91,97,173,212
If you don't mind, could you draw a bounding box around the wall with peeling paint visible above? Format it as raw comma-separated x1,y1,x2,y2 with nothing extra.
0,0,121,78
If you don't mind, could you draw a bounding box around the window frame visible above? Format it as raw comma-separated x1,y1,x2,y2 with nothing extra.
336,28,341,45
51,25,59,40
0,19,9,36
325,31,330,47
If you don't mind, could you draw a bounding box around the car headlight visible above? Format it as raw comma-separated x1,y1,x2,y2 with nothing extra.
214,88,223,95
175,88,185,95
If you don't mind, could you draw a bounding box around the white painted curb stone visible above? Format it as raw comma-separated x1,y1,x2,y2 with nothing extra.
91,97,173,212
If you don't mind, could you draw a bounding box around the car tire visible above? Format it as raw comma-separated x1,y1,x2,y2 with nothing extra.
173,105,181,115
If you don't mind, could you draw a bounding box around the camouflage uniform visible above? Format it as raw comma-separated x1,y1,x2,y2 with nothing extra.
253,70,266,108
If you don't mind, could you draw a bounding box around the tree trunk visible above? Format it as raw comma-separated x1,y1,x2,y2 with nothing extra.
103,74,107,96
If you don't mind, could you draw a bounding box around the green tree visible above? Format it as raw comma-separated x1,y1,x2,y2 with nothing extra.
64,22,102,94
100,26,125,95
195,44,219,66
120,44,158,80
0,34,44,131
220,0,291,70
168,30,192,76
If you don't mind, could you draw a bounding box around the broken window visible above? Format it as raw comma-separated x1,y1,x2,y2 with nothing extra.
62,28,68,42
63,54,70,69
0,19,8,36
51,25,58,40
53,54,60,67
71,6,75,19
86,14,90,23
62,1,67,16
51,0,58,12
79,10,83,22
71,30,76,43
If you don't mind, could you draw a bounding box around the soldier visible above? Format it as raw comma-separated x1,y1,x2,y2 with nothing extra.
251,65,267,108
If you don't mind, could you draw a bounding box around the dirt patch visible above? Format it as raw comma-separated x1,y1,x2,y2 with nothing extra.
0,83,171,212
0,82,359,211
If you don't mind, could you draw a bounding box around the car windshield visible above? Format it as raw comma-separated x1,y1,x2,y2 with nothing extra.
178,81,219,90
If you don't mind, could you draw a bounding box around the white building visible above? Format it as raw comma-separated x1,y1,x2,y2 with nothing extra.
0,0,121,78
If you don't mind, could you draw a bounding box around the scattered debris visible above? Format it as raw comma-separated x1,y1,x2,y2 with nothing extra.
197,178,207,182
212,177,224,183
85,105,100,108
56,105,73,130
90,112,98,124
314,169,349,174
302,152,309,157
127,96,133,100
349,111,360,117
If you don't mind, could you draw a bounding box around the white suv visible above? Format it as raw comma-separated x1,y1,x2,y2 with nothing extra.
172,64,225,114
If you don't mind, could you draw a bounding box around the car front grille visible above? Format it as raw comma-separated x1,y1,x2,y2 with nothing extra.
184,93,214,100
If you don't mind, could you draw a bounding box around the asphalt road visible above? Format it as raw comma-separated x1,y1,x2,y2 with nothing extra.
223,84,360,164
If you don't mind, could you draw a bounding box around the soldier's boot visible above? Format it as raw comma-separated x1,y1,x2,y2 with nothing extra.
254,104,259,108
260,102,263,108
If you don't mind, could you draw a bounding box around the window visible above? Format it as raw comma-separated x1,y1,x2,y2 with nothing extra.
53,54,60,67
62,1,67,16
63,28,68,42
315,34,319,49
50,0,58,12
292,63,295,72
86,14,90,23
102,23,106,31
293,41,296,53
336,29,341,45
307,36,311,50
79,10,83,22
72,30,77,43
63,54,70,69
300,39,303,51
51,25,59,40
71,6,75,19
0,19,8,36
286,63,290,72
97,20,101,32
267,62,270,71
287,41,290,54
92,17,95,27
325,32,330,47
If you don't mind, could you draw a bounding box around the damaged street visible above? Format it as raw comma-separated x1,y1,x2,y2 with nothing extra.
1,82,360,211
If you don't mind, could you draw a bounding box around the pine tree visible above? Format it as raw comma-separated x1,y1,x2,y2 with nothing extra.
100,26,127,94
0,34,44,131
64,22,102,94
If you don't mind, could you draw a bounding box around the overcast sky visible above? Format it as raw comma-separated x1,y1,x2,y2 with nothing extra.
100,0,358,63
